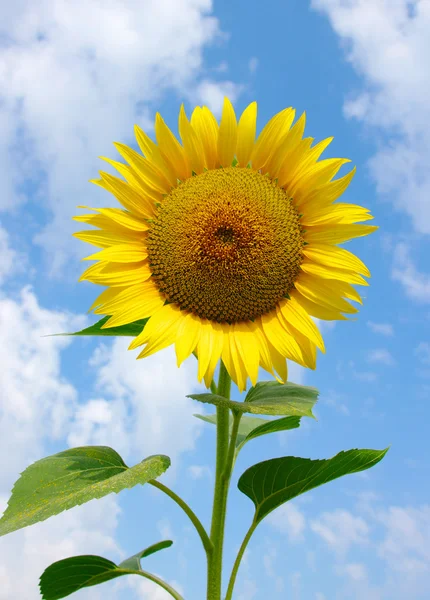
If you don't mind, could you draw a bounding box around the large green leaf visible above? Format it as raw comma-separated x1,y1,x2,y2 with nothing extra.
188,381,318,417
39,541,175,600
0,446,170,537
51,316,149,337
194,413,300,452
238,448,388,524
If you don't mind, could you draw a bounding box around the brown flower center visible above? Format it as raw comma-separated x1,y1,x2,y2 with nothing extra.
147,167,304,323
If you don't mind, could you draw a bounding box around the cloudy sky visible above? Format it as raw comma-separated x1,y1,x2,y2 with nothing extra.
0,0,429,598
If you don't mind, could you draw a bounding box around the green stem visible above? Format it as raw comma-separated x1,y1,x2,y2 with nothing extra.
225,520,257,600
207,361,241,600
149,479,213,556
137,568,185,600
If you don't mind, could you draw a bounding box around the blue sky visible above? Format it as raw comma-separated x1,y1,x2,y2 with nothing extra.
0,1,429,599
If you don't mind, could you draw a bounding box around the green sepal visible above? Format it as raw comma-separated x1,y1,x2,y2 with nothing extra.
50,315,149,337
0,446,170,537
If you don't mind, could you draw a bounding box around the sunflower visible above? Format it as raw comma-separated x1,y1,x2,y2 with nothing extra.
74,99,376,392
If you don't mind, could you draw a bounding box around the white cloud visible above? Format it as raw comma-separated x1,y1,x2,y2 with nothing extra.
266,503,306,542
0,0,242,272
0,286,84,489
415,342,430,365
311,501,430,599
0,496,122,600
191,78,243,116
322,390,350,416
187,465,211,479
0,224,17,284
392,242,430,302
310,509,369,555
248,57,259,73
311,0,430,233
353,370,377,383
367,321,394,337
376,505,430,573
68,340,205,476
367,348,395,366
336,562,367,582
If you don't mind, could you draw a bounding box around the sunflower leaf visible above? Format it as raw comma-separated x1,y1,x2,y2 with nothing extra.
238,448,389,525
39,541,174,600
194,413,300,452
0,447,170,537
50,316,149,337
188,381,318,417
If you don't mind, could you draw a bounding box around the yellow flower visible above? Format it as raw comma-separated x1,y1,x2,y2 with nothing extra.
74,99,376,392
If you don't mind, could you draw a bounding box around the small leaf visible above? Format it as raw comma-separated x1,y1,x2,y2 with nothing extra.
0,446,170,537
245,381,318,417
188,380,318,417
238,448,389,524
40,541,173,600
51,316,149,337
118,541,173,570
236,415,301,452
194,413,300,451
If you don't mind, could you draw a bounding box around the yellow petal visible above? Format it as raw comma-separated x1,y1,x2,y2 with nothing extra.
190,106,219,170
217,98,238,168
251,107,295,171
233,322,260,386
203,323,225,388
266,339,288,383
291,158,351,200
73,230,135,248
228,330,248,392
259,310,307,367
275,307,317,369
97,157,163,205
95,208,149,232
97,171,156,218
83,243,147,263
295,273,359,313
134,124,178,187
304,224,378,244
82,263,152,287
101,289,165,328
88,287,122,313
135,304,183,358
197,319,217,382
291,136,334,180
175,311,202,366
291,289,348,321
178,105,206,174
302,244,370,277
281,322,317,370
94,281,161,314
155,112,191,182
302,203,373,227
277,137,314,189
251,322,275,377
73,210,142,239
279,296,325,352
114,142,172,194
236,102,257,167
299,166,357,211
301,261,369,286
266,112,306,178
221,329,239,390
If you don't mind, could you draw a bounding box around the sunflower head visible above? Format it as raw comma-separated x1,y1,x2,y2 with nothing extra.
74,99,377,392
